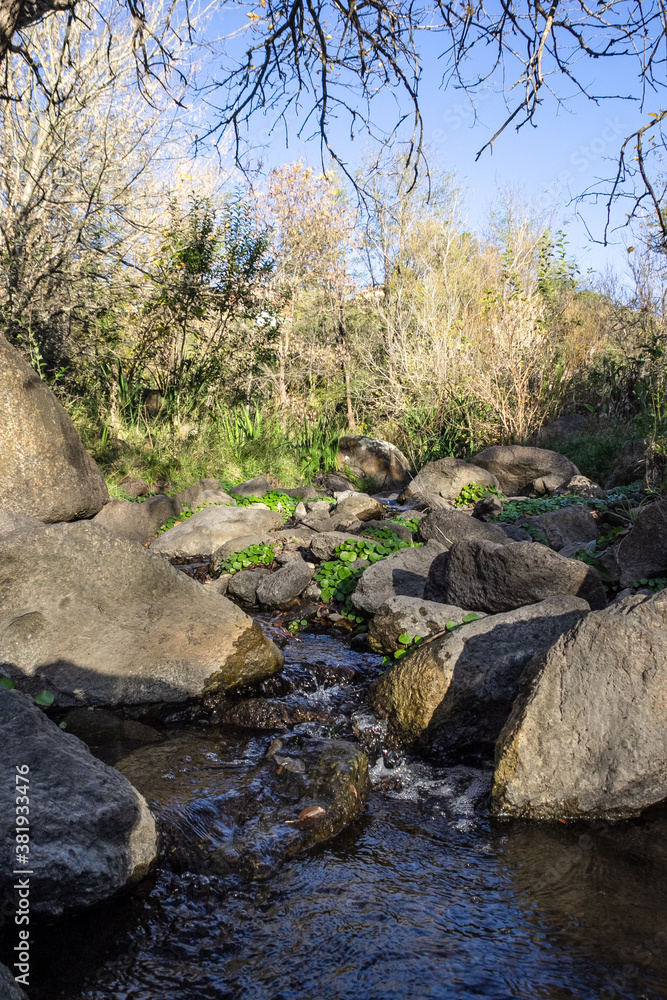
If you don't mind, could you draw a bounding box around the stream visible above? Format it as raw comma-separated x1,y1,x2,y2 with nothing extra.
13,627,667,1000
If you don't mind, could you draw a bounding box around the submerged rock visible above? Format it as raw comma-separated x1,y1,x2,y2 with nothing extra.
492,592,667,820
0,689,157,915
117,733,370,878
0,962,28,999
471,445,579,496
424,539,607,612
0,333,108,522
367,597,589,750
0,521,283,706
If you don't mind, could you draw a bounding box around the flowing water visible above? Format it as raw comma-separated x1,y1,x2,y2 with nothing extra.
14,629,667,1000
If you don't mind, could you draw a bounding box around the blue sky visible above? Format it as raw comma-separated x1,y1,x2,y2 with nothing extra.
207,13,653,282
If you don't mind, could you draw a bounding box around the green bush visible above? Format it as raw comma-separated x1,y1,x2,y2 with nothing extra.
217,542,277,575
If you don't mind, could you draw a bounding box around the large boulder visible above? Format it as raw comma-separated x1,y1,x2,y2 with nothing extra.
424,539,607,612
399,457,499,507
600,499,667,587
368,596,589,749
337,435,412,490
418,508,516,548
256,559,314,608
0,521,283,706
351,540,447,614
368,596,485,653
91,495,180,545
516,506,600,551
0,506,44,539
0,689,157,915
471,445,579,496
149,505,283,559
0,333,108,521
492,593,667,820
117,733,369,878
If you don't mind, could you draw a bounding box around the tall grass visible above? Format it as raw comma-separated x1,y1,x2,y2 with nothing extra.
74,402,346,494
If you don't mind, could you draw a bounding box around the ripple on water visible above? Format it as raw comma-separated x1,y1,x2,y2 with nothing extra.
16,631,667,1000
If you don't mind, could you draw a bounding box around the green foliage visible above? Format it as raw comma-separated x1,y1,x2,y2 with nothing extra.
454,482,503,507
287,619,309,633
390,514,419,532
495,493,597,521
34,690,55,707
631,577,667,592
0,677,56,709
228,489,299,521
218,542,276,575
381,612,483,665
315,535,418,604
521,524,551,546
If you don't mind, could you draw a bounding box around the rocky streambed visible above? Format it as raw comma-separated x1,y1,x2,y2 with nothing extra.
7,623,667,1000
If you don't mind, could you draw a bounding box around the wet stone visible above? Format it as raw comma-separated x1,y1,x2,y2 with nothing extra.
116,733,370,879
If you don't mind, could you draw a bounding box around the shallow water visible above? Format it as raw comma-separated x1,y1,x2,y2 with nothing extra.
13,630,667,1000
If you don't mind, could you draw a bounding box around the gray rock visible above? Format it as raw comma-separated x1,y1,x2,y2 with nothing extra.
0,962,28,999
368,596,589,749
0,521,283,706
399,456,500,506
302,581,322,602
497,523,533,542
256,559,314,608
315,472,355,493
516,506,600,551
203,574,231,596
368,595,484,653
174,479,224,505
327,511,364,533
604,437,652,490
472,494,504,520
601,499,667,587
0,689,157,915
492,592,667,820
0,506,44,539
424,539,607,612
92,495,181,544
228,568,271,606
62,707,161,746
149,505,283,559
563,475,605,499
305,500,334,515
337,435,412,490
351,540,447,614
309,531,361,562
118,473,150,497
230,475,273,498
279,486,322,501
417,508,515,548
0,333,108,522
471,445,579,496
335,494,384,522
